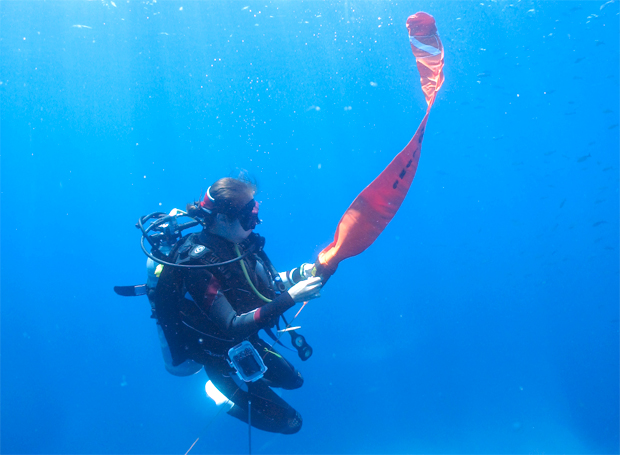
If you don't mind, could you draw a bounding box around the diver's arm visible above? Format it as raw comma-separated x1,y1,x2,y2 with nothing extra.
184,269,296,338
251,277,321,323
213,291,296,334
208,277,321,334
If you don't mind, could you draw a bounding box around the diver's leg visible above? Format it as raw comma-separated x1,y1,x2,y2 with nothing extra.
254,339,304,390
226,380,303,434
204,362,302,434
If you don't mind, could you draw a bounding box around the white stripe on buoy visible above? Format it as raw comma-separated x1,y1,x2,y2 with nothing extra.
409,35,440,56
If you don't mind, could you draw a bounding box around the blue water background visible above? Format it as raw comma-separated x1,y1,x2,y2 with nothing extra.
2,1,618,454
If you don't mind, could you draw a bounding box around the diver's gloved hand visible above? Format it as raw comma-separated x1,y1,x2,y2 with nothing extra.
314,261,336,285
300,263,316,280
288,276,322,303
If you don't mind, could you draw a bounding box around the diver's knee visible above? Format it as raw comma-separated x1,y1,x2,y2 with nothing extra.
283,371,304,390
292,370,304,389
281,411,302,434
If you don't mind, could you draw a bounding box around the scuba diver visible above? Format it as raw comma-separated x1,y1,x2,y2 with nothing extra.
141,176,322,434
116,11,444,439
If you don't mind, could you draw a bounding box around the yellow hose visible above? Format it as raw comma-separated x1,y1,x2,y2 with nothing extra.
234,244,272,303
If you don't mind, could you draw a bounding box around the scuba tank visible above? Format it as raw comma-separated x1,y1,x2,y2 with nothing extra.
147,249,203,377
146,211,203,376
115,209,204,377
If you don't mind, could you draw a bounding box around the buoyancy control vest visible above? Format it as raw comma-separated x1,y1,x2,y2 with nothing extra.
153,231,280,365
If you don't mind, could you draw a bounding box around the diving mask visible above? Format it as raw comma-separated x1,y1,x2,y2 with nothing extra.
238,199,261,231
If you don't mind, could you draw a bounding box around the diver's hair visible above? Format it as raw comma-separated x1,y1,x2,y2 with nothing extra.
187,172,257,224
210,175,257,217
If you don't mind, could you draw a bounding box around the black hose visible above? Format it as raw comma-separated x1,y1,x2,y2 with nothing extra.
138,212,255,268
139,235,253,269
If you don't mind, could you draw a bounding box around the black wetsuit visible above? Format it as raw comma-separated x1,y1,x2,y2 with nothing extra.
154,231,304,434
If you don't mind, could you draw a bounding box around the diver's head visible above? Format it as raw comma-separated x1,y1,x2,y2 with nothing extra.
199,177,260,243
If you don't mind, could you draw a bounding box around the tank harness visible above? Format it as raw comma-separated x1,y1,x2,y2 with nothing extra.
114,209,313,368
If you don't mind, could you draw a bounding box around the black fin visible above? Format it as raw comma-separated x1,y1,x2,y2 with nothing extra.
114,284,147,297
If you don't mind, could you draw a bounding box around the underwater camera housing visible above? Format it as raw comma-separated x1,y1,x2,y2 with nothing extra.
227,341,267,383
